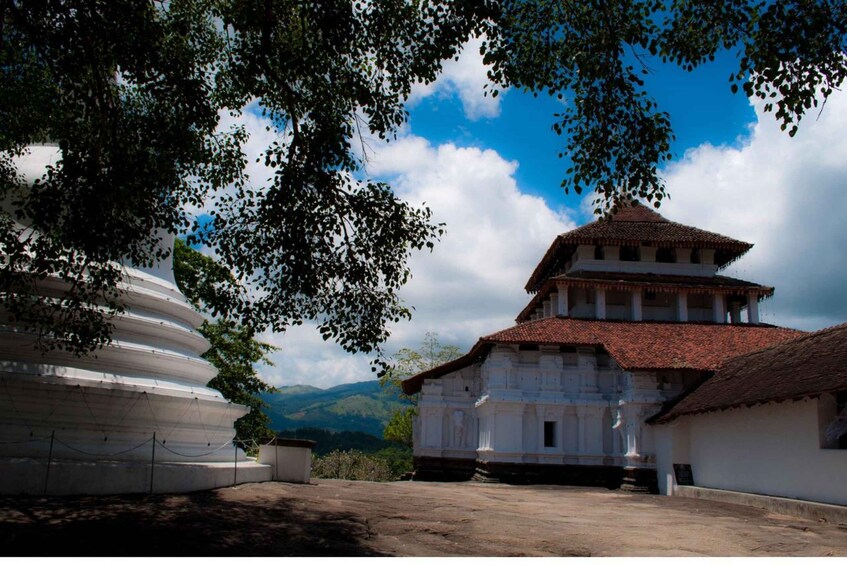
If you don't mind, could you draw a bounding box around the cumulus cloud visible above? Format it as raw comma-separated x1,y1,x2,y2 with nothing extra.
408,35,503,120
257,134,576,387
659,88,847,331
183,103,279,220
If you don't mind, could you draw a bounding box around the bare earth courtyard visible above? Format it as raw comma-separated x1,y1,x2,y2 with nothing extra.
1,480,846,557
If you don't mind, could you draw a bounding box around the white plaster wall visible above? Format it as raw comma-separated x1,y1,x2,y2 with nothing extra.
258,445,312,483
654,419,691,496
676,398,847,505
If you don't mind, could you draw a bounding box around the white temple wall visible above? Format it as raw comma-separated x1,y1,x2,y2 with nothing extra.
654,397,847,505
568,251,718,277
415,366,479,460
417,345,675,469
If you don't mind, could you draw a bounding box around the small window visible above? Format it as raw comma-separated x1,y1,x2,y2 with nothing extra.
645,290,657,301
594,245,605,260
690,249,701,264
620,245,640,262
656,248,675,263
544,421,557,448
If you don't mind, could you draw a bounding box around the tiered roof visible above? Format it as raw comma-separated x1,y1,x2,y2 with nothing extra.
402,318,804,394
525,203,753,293
650,323,847,423
402,202,799,396
517,271,774,323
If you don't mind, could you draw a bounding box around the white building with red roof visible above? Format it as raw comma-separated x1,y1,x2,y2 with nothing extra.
402,202,806,490
649,322,847,507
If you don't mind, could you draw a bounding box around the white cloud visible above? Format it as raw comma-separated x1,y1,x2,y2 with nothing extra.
408,35,503,120
257,135,577,387
659,88,847,331
184,103,279,219
257,324,375,389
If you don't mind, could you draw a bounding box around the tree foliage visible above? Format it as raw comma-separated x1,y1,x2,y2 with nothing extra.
2,0,845,357
481,0,847,214
173,238,276,443
381,332,462,446
0,0,482,358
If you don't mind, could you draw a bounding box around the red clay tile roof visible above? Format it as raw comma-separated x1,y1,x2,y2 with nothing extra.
651,322,847,423
517,272,773,322
402,318,804,394
525,203,753,292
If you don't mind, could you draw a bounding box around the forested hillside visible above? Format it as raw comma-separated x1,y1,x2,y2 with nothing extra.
261,380,411,438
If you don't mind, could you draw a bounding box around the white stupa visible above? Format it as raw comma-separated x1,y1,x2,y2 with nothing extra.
0,146,272,494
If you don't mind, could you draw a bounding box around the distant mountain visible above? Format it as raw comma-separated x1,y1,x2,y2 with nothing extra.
260,380,410,438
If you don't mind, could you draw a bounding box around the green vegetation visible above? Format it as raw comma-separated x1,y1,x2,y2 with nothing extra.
281,427,397,456
380,333,463,447
311,450,394,482
173,238,276,444
262,381,411,438
282,427,413,481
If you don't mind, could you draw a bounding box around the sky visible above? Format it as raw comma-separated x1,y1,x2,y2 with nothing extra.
237,39,847,390
21,37,844,390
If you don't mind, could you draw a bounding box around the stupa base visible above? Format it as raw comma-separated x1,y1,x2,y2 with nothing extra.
0,456,273,496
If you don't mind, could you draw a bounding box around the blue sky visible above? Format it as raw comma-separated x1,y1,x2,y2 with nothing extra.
405,49,756,221
214,38,847,389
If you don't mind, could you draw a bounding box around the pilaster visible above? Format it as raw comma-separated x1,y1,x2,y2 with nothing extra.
556,282,569,316
747,293,760,324
631,290,642,321
676,292,688,322
712,294,726,324
595,288,606,320
729,301,741,324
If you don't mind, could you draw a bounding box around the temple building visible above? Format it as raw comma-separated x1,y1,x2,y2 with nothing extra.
402,203,806,490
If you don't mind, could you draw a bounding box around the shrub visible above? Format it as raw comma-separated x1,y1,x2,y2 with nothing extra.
311,450,393,482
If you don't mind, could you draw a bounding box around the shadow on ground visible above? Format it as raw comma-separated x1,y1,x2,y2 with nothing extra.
0,487,385,557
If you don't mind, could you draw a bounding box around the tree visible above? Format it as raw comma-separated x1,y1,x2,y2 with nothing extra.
200,320,276,443
173,238,277,443
381,332,462,447
0,0,482,359
481,0,847,213
2,1,845,359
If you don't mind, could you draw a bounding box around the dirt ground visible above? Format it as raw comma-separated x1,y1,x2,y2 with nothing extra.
1,480,846,557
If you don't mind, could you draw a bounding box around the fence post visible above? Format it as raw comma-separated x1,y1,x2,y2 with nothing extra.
150,432,156,494
274,435,279,481
43,430,55,495
233,440,238,486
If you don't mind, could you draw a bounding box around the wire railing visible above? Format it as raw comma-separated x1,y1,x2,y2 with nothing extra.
0,377,303,495
0,428,286,495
